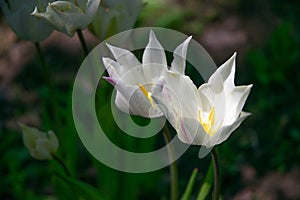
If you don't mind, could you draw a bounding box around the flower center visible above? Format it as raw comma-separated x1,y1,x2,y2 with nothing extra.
138,84,155,108
198,107,216,136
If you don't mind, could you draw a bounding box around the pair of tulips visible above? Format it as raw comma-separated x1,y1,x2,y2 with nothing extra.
103,30,252,149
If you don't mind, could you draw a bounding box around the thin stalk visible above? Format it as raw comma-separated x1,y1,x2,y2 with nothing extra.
76,29,89,56
211,148,220,200
35,42,62,128
35,42,50,88
163,124,178,200
52,154,71,177
35,42,57,122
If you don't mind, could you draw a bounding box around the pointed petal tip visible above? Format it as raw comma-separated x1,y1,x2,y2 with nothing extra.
229,52,237,61
241,111,252,118
244,84,253,92
149,29,155,37
186,35,192,42
106,43,120,53
102,57,112,63
31,7,38,16
106,43,114,49
148,30,159,43
102,57,115,68
180,35,192,47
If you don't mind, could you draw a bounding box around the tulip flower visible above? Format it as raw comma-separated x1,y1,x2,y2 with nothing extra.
19,123,59,160
152,53,252,148
103,30,192,118
0,0,53,42
32,0,101,36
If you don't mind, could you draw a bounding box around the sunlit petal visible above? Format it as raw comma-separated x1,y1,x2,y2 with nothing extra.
171,36,192,74
143,30,168,67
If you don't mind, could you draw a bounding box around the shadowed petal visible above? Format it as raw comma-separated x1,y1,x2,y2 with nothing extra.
215,111,251,146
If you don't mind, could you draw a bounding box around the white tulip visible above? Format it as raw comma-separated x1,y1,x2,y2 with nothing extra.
103,30,192,118
20,123,59,160
153,53,252,148
32,0,101,36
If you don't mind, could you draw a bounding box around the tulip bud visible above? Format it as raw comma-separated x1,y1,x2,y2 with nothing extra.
32,0,101,36
19,123,59,160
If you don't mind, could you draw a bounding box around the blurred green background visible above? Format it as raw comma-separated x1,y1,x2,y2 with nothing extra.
1,0,300,199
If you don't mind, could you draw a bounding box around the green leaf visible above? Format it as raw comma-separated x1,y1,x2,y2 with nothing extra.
105,16,118,39
54,172,105,200
196,163,213,200
180,168,198,200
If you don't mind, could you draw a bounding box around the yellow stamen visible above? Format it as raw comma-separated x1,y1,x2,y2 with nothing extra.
138,84,155,108
208,107,215,125
198,107,216,136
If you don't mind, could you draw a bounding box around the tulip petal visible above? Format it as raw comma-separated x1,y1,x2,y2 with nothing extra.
143,30,167,67
171,36,192,74
197,83,214,113
34,139,53,160
197,83,226,128
113,80,162,118
103,57,146,85
224,84,253,125
19,123,47,149
208,52,236,92
48,130,59,153
130,89,162,118
214,111,251,146
102,57,121,84
152,87,179,125
141,31,168,83
162,71,199,119
115,91,130,113
106,43,141,73
179,117,211,145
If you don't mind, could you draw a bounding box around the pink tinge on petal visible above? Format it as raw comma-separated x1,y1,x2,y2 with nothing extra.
180,118,192,144
103,76,117,86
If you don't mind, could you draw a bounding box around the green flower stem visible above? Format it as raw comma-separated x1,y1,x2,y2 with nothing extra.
211,148,220,200
35,42,50,89
76,29,89,56
52,154,71,177
163,125,178,200
34,42,58,122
